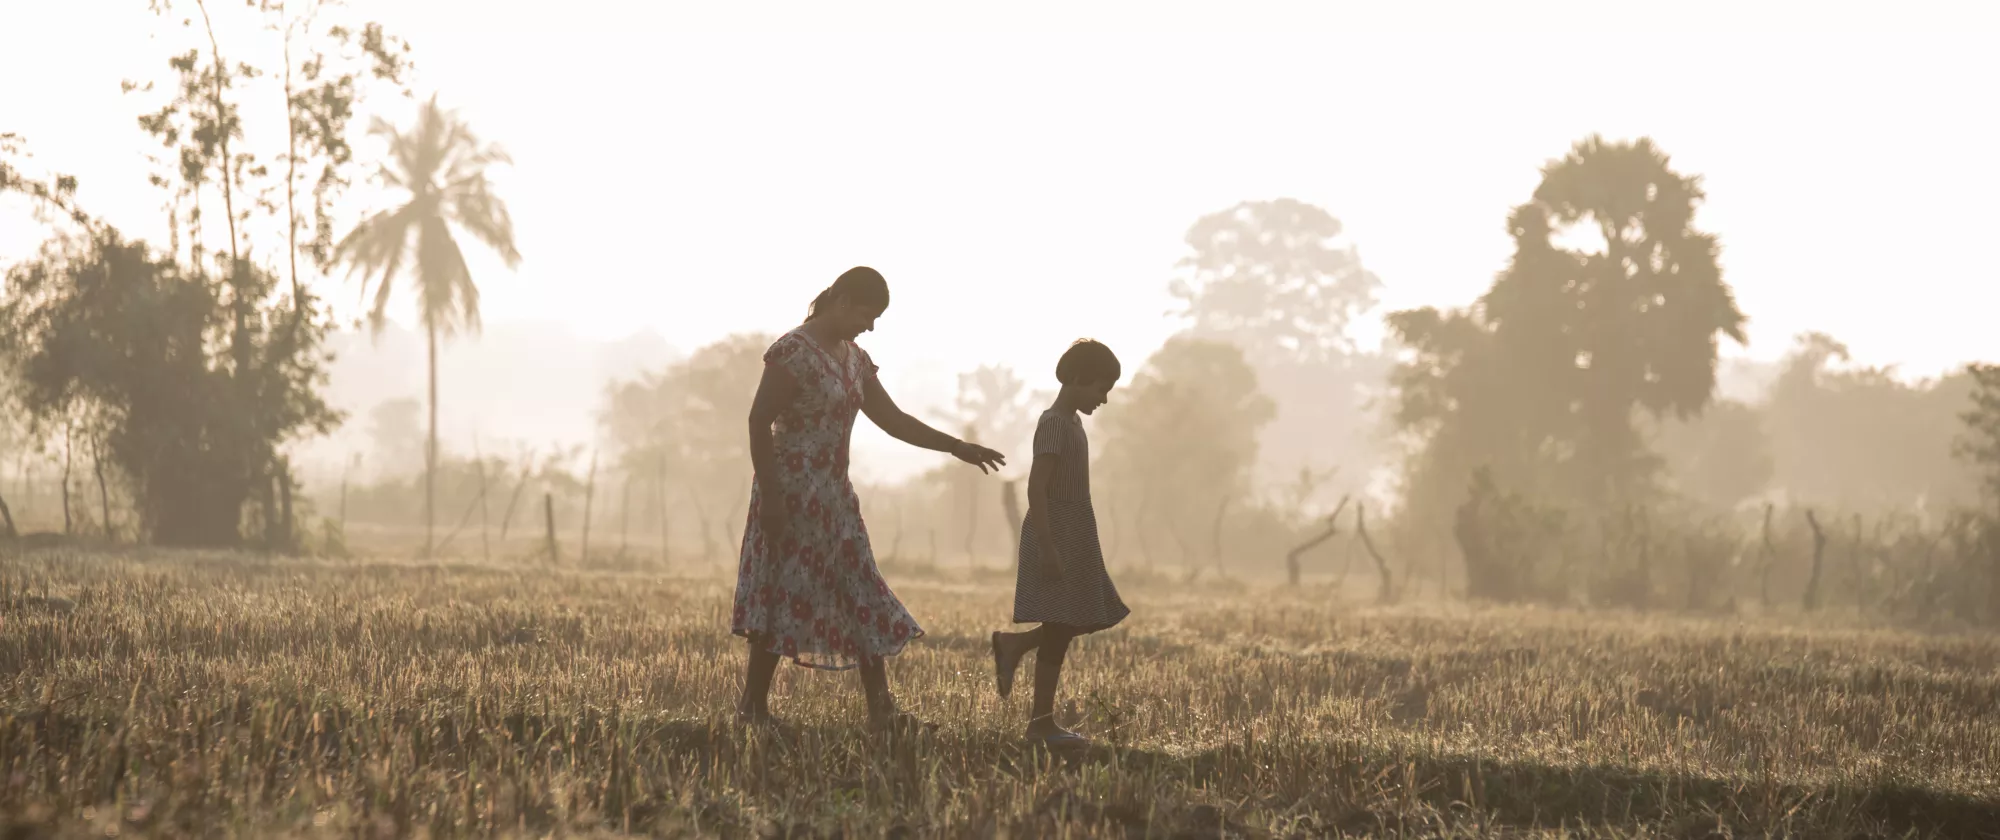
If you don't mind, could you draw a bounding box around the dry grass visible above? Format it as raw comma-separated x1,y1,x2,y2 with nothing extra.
1,547,1997,838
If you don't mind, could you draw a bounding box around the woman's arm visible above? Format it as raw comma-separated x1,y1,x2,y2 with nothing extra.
861,376,964,453
747,362,798,495
862,376,1006,472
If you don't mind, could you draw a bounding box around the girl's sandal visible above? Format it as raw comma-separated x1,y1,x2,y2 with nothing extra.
1035,730,1091,750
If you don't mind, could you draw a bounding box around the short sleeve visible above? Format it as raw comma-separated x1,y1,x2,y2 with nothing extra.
1032,412,1067,458
852,343,881,385
763,332,808,378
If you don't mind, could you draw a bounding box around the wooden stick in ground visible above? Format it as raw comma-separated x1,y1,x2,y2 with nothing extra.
432,471,492,557
580,450,598,564
1356,501,1394,602
1758,502,1777,607
498,452,533,541
1803,509,1828,611
655,452,669,565
1284,495,1351,587
543,492,559,564
619,470,632,558
1211,496,1232,574
474,436,491,563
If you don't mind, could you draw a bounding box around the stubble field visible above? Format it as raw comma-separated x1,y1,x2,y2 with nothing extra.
1,547,1997,838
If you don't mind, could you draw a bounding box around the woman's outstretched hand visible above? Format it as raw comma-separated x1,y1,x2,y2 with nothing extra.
951,440,1006,474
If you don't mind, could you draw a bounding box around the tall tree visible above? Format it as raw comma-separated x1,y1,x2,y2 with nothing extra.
599,333,770,561
1168,198,1389,507
335,95,521,557
1391,136,1747,539
1096,337,1275,569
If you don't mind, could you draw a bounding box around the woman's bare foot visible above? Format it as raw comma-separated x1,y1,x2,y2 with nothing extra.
734,705,781,731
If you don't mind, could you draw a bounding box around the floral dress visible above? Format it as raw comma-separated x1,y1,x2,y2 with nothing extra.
732,327,923,670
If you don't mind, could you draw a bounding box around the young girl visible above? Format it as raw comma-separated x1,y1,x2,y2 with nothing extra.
991,339,1129,747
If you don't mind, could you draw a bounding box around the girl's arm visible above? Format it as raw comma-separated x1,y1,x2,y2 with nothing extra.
862,377,1006,471
1026,452,1063,577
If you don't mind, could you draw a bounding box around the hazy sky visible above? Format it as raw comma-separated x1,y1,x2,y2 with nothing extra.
5,0,1999,479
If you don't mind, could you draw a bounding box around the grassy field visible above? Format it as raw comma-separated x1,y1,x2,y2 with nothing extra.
2,547,1997,838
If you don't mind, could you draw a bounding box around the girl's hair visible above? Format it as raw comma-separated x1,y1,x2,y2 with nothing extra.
1056,339,1121,386
806,266,890,321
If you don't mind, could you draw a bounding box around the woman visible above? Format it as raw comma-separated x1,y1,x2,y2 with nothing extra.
733,266,1005,732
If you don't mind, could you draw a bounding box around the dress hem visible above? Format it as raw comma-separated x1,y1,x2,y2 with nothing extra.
732,628,926,672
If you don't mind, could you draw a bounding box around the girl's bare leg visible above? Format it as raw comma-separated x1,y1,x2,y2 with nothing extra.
993,626,1044,697
1026,625,1076,738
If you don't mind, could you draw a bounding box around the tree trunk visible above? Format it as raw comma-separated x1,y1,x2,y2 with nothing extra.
93,437,112,541
61,422,72,536
1804,509,1828,611
0,487,16,538
279,458,294,553
424,322,440,558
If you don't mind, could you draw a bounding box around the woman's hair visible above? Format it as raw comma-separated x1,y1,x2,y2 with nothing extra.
1056,339,1121,386
806,266,890,321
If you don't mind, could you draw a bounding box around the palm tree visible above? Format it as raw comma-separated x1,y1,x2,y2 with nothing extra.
336,94,522,557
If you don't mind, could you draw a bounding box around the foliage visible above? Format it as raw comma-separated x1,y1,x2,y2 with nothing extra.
599,333,770,560
1960,363,2000,506
0,230,338,546
335,95,520,336
1649,397,1774,510
1095,337,1275,570
1390,136,1749,587
1169,199,1389,507
1169,198,1382,366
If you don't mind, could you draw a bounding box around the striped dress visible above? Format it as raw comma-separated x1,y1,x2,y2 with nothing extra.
1013,409,1129,633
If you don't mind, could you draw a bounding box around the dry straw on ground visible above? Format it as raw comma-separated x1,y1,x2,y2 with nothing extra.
2,548,1997,838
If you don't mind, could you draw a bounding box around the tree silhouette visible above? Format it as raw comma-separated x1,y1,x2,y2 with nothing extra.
335,95,521,557
1391,136,1747,540
1765,332,1977,508
1955,363,2000,506
1096,337,1275,570
1169,198,1388,508
1169,198,1381,367
599,333,771,562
